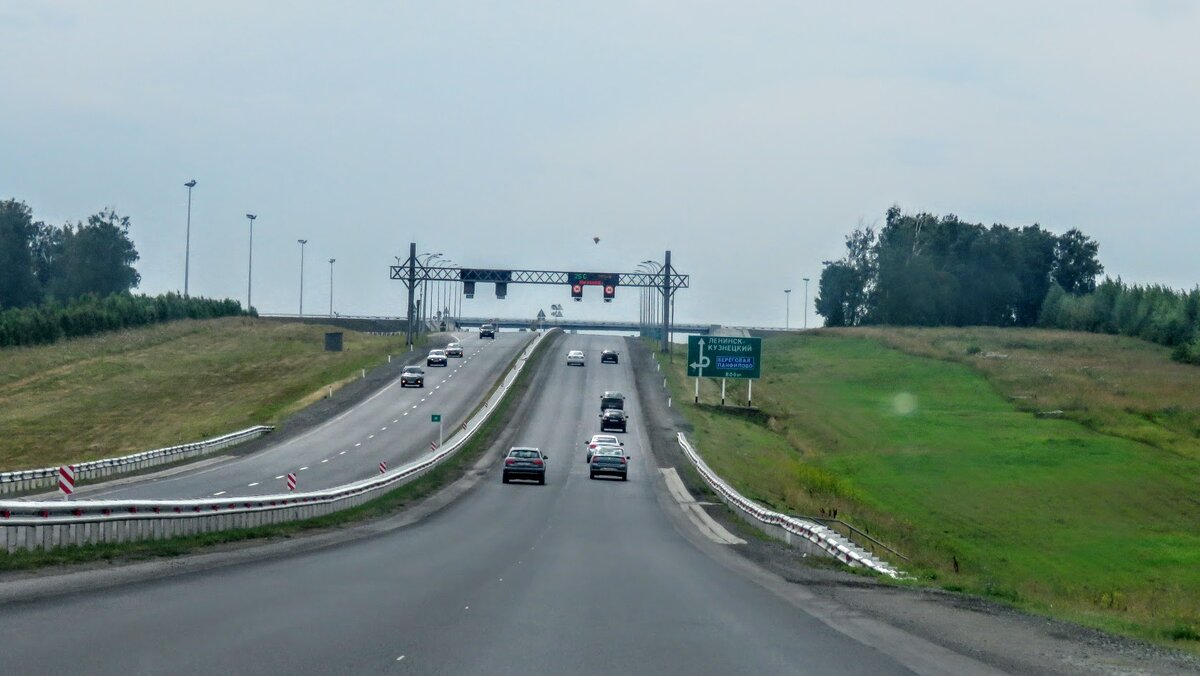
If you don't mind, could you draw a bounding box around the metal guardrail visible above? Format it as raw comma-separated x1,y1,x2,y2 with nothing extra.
0,426,275,496
0,331,551,553
677,433,902,578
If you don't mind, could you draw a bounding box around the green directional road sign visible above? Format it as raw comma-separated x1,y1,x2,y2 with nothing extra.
687,335,762,379
431,414,441,422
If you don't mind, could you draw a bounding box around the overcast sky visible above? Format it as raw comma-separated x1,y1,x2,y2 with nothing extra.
2,1,1197,328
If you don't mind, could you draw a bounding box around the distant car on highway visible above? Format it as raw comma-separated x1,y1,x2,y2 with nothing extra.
400,365,425,388
600,408,628,432
589,447,629,481
600,391,625,411
479,323,496,339
426,349,448,367
567,350,585,366
445,342,464,357
584,434,623,462
502,447,548,485
600,350,619,364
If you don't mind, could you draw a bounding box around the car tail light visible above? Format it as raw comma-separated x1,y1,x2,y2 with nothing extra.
620,457,627,464
532,459,544,466
505,458,516,465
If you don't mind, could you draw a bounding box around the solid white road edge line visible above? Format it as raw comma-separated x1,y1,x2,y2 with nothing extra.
660,467,745,545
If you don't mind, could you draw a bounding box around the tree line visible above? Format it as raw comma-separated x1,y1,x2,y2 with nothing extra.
0,199,142,308
816,206,1200,364
815,206,1103,328
0,198,247,347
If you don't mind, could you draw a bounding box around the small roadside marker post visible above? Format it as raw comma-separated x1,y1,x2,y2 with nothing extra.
432,413,443,449
58,465,75,501
721,378,726,406
286,473,297,491
379,461,387,474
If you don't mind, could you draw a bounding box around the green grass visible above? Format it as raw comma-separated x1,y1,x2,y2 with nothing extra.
660,329,1200,650
0,330,551,571
0,317,420,470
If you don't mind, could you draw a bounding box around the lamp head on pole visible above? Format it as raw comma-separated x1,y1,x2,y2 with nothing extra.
184,179,197,189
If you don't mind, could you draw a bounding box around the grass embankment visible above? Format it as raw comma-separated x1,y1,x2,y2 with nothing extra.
0,317,416,470
0,331,553,571
660,329,1200,648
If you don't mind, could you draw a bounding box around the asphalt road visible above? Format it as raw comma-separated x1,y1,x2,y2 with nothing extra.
0,335,977,674
69,331,530,501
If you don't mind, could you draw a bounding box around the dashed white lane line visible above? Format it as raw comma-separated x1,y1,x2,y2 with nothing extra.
212,491,226,496
381,426,388,431
435,385,441,390
321,459,329,463
411,405,418,409
420,397,427,402
339,451,346,455
403,412,409,416
275,475,284,480
355,442,362,447
247,482,259,487
397,656,405,662
393,419,398,423
368,434,375,439
299,466,309,471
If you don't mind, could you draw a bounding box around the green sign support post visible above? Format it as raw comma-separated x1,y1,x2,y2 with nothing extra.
686,335,763,406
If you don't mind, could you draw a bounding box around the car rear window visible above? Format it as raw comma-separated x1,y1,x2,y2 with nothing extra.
510,449,540,459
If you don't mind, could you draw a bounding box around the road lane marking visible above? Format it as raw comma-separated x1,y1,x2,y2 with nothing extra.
212,491,226,496
661,468,745,545
299,466,309,471
275,475,284,480
321,459,329,463
355,442,362,447
247,482,259,487
403,412,409,416
411,405,418,409
368,434,375,439
339,451,346,455
381,426,387,431
393,419,398,423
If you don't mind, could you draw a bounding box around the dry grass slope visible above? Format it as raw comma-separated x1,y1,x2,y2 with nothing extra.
0,317,411,469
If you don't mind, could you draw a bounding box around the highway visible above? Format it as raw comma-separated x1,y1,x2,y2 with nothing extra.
66,331,531,501
0,334,965,674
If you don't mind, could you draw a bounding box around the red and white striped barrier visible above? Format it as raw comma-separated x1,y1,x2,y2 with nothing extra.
430,441,439,451
379,461,387,474
58,466,75,498
286,473,297,491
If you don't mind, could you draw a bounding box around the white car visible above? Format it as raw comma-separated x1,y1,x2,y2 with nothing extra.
426,349,448,367
445,342,464,358
566,350,585,366
584,434,623,462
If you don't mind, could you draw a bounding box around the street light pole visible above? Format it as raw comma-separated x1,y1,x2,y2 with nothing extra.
245,214,257,310
183,179,196,296
785,289,792,329
329,258,336,317
297,239,308,315
803,277,810,329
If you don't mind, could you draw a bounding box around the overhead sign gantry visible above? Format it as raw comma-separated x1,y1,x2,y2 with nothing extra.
390,243,688,354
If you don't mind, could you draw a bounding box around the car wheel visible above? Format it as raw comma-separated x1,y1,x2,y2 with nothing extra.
621,474,628,481
589,473,596,480
538,475,546,485
502,473,509,484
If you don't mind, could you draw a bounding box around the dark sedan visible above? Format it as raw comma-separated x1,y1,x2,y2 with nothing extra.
599,408,627,432
400,366,425,388
502,447,548,485
589,448,629,480
600,350,619,364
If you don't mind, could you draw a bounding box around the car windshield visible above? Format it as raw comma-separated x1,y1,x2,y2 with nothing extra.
429,350,445,356
403,367,422,373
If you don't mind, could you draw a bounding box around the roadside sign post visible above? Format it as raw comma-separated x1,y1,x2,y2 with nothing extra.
432,413,443,449
686,336,762,407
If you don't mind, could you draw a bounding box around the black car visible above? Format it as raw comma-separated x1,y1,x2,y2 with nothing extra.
600,350,619,364
400,366,425,388
599,408,627,433
502,447,548,485
589,448,629,481
600,391,625,411
479,323,496,339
